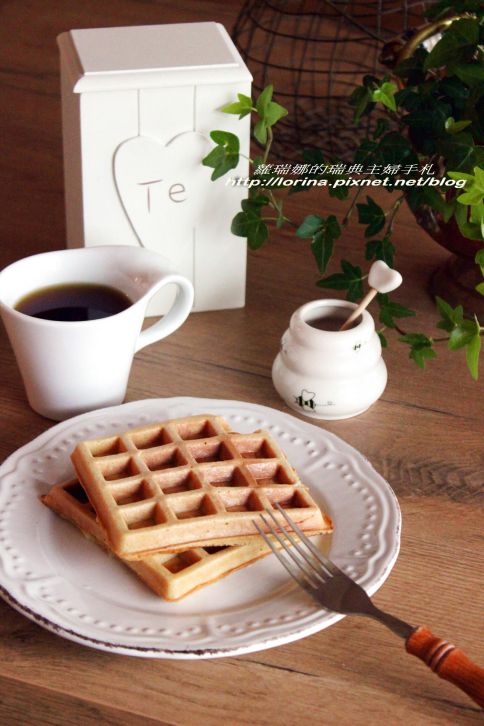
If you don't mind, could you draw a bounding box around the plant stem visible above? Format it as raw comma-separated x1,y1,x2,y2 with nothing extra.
262,127,273,165
255,125,299,230
267,190,282,216
385,194,405,237
265,198,299,229
259,127,280,217
394,330,452,342
342,188,363,226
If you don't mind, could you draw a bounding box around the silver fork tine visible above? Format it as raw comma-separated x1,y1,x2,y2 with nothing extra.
259,514,321,588
275,502,342,577
254,521,316,593
264,507,330,581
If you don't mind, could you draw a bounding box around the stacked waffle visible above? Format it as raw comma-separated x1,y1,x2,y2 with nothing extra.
42,414,332,600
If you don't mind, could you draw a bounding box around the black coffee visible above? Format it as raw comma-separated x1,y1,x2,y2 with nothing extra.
15,283,132,322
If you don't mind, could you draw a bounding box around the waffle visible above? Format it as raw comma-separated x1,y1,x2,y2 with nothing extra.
71,414,332,559
41,479,277,601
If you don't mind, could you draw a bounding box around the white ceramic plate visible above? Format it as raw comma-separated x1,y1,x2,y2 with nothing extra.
0,398,400,659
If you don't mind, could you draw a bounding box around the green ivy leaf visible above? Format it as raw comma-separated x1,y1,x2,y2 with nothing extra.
365,237,395,267
454,201,484,241
255,85,273,115
355,131,418,171
454,166,484,206
316,273,350,291
264,101,288,127
231,195,269,250
438,77,470,111
296,215,341,274
394,88,422,112
296,214,325,239
317,260,363,302
447,171,474,183
472,176,484,232
445,117,473,134
221,93,254,119
349,86,372,124
202,130,240,180
412,346,437,368
311,233,335,275
328,179,350,200
435,296,464,332
245,194,270,208
340,260,364,302
253,119,268,145
448,319,479,350
394,48,428,86
438,132,478,172
399,333,436,368
441,309,483,380
452,63,484,87
475,167,484,189
371,81,398,112
252,85,288,145
405,187,455,224
458,188,484,205
379,132,419,167
399,333,432,346
378,293,416,329
377,331,388,348
475,248,484,271
357,196,386,238
354,138,378,166
423,18,479,71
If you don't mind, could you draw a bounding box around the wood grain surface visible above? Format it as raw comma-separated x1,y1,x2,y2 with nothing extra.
0,1,483,724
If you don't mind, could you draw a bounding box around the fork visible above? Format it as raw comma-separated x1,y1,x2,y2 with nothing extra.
255,504,484,709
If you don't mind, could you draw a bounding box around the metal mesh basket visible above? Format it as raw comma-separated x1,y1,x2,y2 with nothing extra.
232,0,433,161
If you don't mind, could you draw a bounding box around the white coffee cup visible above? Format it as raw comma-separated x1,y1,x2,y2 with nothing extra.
0,246,194,420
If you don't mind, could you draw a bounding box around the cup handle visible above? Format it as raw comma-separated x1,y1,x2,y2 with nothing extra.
134,274,194,353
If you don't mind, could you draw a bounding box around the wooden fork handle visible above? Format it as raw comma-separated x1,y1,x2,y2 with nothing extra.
406,626,484,708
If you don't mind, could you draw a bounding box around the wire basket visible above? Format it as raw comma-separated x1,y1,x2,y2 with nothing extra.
232,0,433,161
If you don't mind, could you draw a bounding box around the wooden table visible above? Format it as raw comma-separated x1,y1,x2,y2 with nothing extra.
0,2,482,724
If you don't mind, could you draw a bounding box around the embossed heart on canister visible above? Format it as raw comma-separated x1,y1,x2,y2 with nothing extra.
114,132,210,251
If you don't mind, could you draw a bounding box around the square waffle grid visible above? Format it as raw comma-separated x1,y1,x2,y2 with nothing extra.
41,479,275,601
71,415,330,559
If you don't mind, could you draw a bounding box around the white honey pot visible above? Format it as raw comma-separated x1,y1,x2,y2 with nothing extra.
272,298,387,420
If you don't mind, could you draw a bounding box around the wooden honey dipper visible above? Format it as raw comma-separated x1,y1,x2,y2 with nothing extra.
340,260,403,331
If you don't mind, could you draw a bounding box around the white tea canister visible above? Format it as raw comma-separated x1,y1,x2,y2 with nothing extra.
272,299,387,420
58,22,251,314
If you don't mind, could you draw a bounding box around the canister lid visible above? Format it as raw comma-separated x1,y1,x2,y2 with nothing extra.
58,22,252,92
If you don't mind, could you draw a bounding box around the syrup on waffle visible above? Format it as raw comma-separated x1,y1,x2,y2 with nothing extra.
71,414,332,559
41,479,277,601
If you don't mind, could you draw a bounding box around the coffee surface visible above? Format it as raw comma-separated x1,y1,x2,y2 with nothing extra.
307,314,358,331
15,283,132,321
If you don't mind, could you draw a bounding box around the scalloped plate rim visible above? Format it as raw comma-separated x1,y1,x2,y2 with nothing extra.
0,397,401,659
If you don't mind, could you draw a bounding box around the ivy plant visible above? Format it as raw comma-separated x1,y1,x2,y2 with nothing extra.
202,2,484,379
